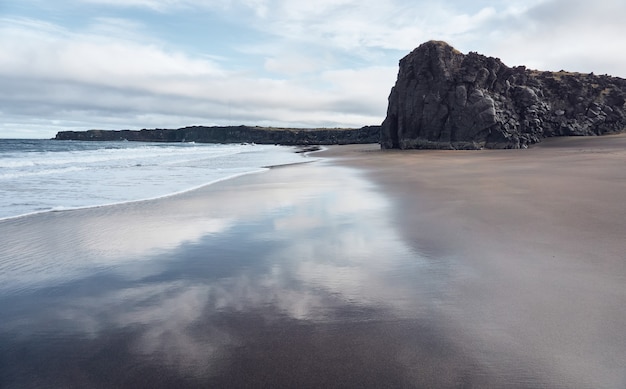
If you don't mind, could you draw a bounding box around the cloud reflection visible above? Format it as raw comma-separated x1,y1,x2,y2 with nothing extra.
0,161,446,380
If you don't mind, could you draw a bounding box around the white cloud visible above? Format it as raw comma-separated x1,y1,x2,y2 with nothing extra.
0,16,392,138
78,0,224,11
0,18,223,81
1,0,626,137
464,0,626,75
264,53,324,76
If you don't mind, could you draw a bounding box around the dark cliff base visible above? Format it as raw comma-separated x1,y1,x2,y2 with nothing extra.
55,125,381,146
381,41,626,149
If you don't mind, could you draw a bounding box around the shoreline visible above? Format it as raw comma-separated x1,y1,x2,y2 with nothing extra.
0,144,318,222
0,168,272,223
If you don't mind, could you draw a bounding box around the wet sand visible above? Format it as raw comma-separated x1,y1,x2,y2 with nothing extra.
321,134,626,388
1,135,626,388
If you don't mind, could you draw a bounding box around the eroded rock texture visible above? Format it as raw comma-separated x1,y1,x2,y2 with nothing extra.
381,41,626,149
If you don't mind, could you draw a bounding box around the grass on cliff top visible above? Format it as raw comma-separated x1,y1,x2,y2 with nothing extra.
528,69,598,80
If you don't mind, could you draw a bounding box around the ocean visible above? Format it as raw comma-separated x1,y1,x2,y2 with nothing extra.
0,139,311,220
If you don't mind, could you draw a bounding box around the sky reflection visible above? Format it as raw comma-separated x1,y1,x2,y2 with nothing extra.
0,161,455,387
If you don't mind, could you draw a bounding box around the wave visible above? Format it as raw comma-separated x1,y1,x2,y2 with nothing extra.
0,143,247,169
0,141,312,221
0,168,270,222
0,166,87,180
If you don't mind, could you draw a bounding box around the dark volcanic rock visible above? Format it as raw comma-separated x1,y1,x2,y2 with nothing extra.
381,41,626,149
55,125,381,145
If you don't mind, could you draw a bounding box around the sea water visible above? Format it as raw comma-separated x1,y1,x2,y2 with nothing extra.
0,139,311,220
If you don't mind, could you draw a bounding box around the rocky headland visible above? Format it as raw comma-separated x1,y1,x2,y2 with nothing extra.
381,41,626,149
55,41,626,149
55,125,380,145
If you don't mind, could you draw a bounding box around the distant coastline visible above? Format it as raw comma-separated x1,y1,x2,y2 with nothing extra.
54,125,381,145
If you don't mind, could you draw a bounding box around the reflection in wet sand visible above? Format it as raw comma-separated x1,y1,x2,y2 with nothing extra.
0,161,477,388
6,149,617,387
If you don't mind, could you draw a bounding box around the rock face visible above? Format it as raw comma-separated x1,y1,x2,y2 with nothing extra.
381,41,626,149
55,125,381,145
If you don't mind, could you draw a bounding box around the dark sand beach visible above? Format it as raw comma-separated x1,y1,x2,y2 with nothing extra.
1,135,626,388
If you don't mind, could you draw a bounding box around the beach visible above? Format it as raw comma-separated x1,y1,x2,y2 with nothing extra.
1,135,626,388
322,134,626,388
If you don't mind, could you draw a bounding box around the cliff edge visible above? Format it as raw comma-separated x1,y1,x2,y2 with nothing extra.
381,41,626,149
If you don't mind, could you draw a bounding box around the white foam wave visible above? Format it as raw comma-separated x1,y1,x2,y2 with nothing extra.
0,141,310,220
0,166,87,180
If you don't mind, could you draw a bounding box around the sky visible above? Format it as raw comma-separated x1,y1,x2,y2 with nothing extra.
1,0,625,138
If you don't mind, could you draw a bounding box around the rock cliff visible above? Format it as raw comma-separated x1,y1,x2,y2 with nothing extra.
381,41,626,149
55,125,381,145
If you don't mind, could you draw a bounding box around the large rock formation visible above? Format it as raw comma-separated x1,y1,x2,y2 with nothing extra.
381,41,626,149
55,125,381,145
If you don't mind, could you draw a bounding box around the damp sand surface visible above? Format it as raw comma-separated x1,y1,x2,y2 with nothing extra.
2,135,626,388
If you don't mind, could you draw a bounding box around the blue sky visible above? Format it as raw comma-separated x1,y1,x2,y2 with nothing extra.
1,0,625,138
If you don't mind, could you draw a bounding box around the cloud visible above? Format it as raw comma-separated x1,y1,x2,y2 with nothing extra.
78,0,224,12
470,0,626,75
264,52,324,76
0,18,224,81
2,0,626,138
0,14,394,138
